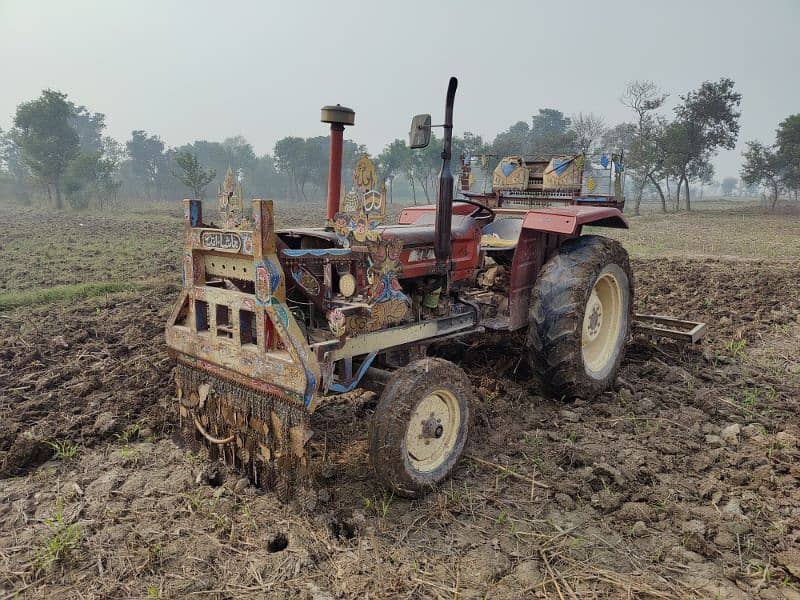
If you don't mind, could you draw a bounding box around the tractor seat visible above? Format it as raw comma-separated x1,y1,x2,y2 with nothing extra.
480,218,522,251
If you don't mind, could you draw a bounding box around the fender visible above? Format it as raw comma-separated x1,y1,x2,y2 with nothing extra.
521,206,628,235
503,206,627,331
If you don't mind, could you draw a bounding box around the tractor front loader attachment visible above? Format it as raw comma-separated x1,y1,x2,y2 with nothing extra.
166,196,321,501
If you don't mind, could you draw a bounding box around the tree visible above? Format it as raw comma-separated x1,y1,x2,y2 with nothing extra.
720,177,738,196
273,136,330,201
671,78,742,210
571,113,607,154
96,139,123,208
126,130,166,201
605,121,657,214
176,136,254,195
600,123,637,156
172,150,216,199
68,103,106,154
529,109,576,155
376,139,411,204
741,141,783,209
274,136,307,200
642,119,675,213
249,153,285,199
401,132,443,205
62,139,123,210
11,89,79,208
621,80,669,214
302,137,328,199
63,152,100,209
490,121,530,165
402,145,423,205
0,128,32,202
376,139,408,183
417,136,445,202
222,135,257,166
460,131,488,156
622,81,668,126
274,135,365,202
776,114,800,197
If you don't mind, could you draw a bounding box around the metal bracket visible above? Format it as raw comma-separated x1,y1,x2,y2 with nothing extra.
634,314,707,343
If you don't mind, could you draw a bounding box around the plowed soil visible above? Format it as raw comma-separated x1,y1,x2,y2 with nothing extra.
1,206,799,599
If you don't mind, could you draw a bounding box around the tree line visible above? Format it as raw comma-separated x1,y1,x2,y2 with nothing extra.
0,79,798,212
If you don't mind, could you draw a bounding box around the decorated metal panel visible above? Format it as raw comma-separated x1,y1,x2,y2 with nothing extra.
542,155,584,190
217,167,252,229
169,197,322,410
492,155,529,191
328,155,388,247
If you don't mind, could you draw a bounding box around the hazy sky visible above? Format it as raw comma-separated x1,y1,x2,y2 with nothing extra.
2,0,798,179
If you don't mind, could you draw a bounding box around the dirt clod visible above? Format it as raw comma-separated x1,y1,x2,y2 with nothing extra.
93,412,119,436
196,462,227,487
721,423,741,446
722,498,743,517
0,435,53,477
328,511,362,541
460,545,512,585
630,520,648,537
714,530,737,549
776,550,800,579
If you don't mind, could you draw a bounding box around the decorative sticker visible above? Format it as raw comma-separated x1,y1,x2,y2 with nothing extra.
201,230,242,252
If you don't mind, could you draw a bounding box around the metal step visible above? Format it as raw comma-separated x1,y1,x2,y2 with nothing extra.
633,314,707,344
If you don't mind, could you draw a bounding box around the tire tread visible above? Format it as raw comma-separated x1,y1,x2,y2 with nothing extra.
526,235,633,398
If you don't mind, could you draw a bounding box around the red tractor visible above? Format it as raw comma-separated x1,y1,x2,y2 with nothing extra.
167,77,703,500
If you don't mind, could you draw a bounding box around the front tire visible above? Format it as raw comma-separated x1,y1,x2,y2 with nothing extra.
526,235,633,398
368,358,473,498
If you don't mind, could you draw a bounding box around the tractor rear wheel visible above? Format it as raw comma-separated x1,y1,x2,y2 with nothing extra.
526,235,633,398
368,358,473,498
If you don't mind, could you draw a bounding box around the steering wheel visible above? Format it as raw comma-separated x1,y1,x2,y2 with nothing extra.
458,197,495,220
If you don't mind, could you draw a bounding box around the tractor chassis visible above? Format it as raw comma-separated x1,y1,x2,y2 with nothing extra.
165,76,706,500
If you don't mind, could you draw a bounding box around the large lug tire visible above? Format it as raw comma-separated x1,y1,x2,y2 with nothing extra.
526,235,633,398
368,358,473,498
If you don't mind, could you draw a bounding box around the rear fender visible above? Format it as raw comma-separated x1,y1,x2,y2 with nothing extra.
505,206,627,330
521,206,628,236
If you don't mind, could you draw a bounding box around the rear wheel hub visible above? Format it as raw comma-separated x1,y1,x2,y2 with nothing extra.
581,271,623,373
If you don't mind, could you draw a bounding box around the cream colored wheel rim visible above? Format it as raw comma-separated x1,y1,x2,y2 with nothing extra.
582,271,623,374
405,389,460,472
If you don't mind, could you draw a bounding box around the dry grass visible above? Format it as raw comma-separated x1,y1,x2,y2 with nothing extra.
599,206,800,260
0,281,145,311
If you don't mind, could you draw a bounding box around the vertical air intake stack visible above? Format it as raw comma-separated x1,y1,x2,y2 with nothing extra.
321,104,356,220
434,77,458,273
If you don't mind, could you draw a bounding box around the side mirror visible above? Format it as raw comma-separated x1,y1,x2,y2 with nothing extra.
409,114,431,149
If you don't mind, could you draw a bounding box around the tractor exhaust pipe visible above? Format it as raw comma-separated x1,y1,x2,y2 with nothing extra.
321,104,355,221
434,77,458,273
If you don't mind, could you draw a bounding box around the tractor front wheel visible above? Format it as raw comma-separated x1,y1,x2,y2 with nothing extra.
368,358,473,498
526,235,633,398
